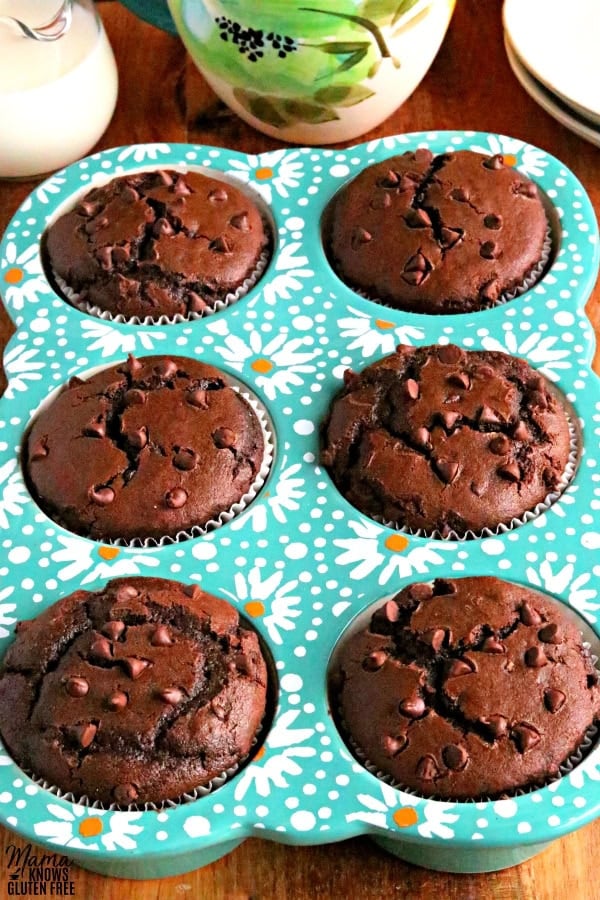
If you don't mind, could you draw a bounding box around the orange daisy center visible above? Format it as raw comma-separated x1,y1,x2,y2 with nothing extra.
78,816,104,838
4,267,23,284
98,546,120,561
384,534,410,553
374,318,395,330
255,167,274,181
392,807,419,828
245,601,265,618
251,358,274,374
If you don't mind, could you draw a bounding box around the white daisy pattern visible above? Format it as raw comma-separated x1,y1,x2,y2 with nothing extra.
365,136,406,154
214,329,320,401
480,330,570,382
20,172,67,210
526,559,600,623
338,306,425,358
226,150,304,205
230,457,305,533
1,241,52,310
347,782,457,839
116,143,171,163
81,320,167,358
469,135,548,177
0,586,16,639
262,242,314,304
224,566,301,645
333,520,456,586
100,812,144,852
233,710,316,800
0,459,30,530
4,345,44,399
51,535,160,584
34,804,143,852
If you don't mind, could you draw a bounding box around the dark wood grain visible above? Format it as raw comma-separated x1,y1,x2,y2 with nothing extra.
0,1,599,896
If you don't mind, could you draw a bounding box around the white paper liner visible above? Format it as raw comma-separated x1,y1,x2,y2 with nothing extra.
352,225,552,313
51,246,270,325
334,614,600,803
374,408,579,542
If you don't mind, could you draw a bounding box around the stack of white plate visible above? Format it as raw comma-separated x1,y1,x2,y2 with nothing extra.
503,0,600,147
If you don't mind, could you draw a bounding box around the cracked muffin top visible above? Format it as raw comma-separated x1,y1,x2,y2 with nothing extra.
44,169,269,320
321,343,572,537
25,355,266,542
326,149,548,313
0,577,268,806
331,577,600,800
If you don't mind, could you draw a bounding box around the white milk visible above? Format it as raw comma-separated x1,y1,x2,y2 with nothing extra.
0,0,118,178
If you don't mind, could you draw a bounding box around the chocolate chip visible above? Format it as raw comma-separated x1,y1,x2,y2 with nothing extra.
398,175,415,192
408,582,433,602
483,154,504,170
416,755,439,780
399,696,426,718
78,200,102,217
405,208,431,228
112,245,131,265
157,687,183,705
65,676,89,698
173,449,198,471
124,389,146,407
229,212,250,231
489,435,510,455
213,427,236,449
116,584,138,601
210,236,232,254
157,170,173,186
480,279,501,304
525,646,548,667
88,486,115,506
90,637,113,661
384,735,407,756
470,481,485,497
83,417,106,439
113,783,138,804
362,650,388,671
165,488,188,509
480,714,508,739
370,193,391,210
450,187,470,202
433,458,459,484
126,427,148,451
497,462,521,483
414,427,432,450
512,723,541,752
515,181,537,198
106,691,128,711
121,186,139,204
155,359,178,379
380,170,399,188
423,628,446,652
102,621,125,641
442,744,468,771
187,292,207,314
69,723,97,749
439,227,464,249
480,240,499,260
538,624,561,644
544,689,566,713
96,245,113,270
447,372,470,390
437,345,463,365
479,405,502,426
401,269,426,286
208,188,228,203
482,636,505,654
440,411,460,430
351,227,372,249
446,658,475,677
125,354,142,376
530,390,548,410
383,600,399,622
404,251,428,273
183,584,202,600
520,603,542,626
173,176,192,196
30,439,49,461
150,625,173,647
85,216,108,235
433,579,457,595
187,389,208,409
153,217,174,237
404,378,420,400
484,213,503,229
414,148,434,164
122,657,150,679
211,697,229,721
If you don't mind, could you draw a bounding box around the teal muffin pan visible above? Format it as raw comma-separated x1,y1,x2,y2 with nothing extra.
0,132,599,877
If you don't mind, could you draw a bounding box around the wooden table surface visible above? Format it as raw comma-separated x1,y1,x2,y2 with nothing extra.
0,1,599,897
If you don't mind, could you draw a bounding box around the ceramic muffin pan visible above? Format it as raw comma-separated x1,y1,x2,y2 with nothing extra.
0,132,599,878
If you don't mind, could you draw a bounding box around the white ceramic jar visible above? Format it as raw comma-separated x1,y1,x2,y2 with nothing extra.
0,0,118,178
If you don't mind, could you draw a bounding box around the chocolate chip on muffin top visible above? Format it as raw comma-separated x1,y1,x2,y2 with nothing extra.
327,149,548,313
25,355,266,542
332,577,600,799
45,170,269,319
321,343,572,536
0,577,268,806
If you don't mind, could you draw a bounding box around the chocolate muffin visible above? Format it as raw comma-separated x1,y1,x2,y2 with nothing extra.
332,577,600,800
326,148,548,313
321,343,572,537
45,169,269,320
0,577,268,806
25,355,267,542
